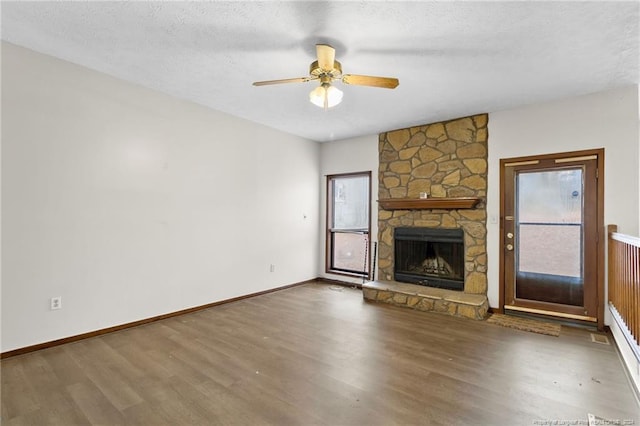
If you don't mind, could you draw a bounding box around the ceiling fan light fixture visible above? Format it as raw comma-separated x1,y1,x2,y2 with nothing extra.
309,83,343,109
253,43,398,110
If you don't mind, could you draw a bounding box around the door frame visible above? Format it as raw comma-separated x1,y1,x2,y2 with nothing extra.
498,148,605,330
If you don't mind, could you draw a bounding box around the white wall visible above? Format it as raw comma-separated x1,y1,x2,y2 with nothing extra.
1,43,320,352
487,86,640,311
319,135,379,284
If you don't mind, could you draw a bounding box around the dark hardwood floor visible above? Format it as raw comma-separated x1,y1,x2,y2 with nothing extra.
2,282,639,425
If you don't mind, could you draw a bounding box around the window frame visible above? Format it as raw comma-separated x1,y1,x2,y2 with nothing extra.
325,171,372,279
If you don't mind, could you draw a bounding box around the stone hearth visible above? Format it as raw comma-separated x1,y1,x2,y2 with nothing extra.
363,281,488,320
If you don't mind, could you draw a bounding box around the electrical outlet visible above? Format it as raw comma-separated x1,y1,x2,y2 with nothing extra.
50,297,62,310
270,264,275,273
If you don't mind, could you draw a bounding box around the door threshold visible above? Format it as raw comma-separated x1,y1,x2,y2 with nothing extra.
504,304,597,323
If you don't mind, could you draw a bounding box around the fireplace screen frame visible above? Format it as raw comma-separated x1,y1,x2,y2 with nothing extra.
394,227,465,291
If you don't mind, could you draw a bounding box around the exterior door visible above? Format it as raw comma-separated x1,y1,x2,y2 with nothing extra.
501,150,602,323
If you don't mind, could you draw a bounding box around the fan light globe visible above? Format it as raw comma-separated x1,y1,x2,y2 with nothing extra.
309,84,343,109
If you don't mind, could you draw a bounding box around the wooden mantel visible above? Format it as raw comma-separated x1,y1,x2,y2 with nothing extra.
378,197,482,210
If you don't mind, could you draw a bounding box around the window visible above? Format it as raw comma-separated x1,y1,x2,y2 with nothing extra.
326,172,371,277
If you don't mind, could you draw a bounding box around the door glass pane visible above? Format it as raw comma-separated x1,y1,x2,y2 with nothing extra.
515,169,584,305
333,176,369,230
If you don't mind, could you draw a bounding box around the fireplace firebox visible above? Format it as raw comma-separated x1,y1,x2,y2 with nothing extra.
394,227,465,291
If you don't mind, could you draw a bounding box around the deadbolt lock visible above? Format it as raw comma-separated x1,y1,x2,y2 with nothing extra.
507,232,514,239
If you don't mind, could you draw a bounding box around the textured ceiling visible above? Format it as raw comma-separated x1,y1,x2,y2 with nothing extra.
2,1,638,142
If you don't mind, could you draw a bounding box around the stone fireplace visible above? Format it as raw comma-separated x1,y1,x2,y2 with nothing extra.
363,114,489,320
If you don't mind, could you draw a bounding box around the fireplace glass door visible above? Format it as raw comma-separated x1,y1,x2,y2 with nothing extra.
394,227,464,291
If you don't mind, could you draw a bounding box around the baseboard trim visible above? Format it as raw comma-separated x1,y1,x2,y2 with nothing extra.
1,279,316,359
608,306,640,406
609,304,640,363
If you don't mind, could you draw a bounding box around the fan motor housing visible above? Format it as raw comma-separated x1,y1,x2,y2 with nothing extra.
310,60,342,78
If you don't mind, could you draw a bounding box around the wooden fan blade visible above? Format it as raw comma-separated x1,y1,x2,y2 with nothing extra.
252,77,313,86
342,74,399,89
316,44,335,71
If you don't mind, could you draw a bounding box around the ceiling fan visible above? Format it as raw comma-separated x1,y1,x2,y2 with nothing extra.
252,44,399,109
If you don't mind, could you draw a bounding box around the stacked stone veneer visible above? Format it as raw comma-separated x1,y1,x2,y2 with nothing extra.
367,114,489,319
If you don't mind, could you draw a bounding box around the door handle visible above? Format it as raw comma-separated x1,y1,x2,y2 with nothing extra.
506,244,514,251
